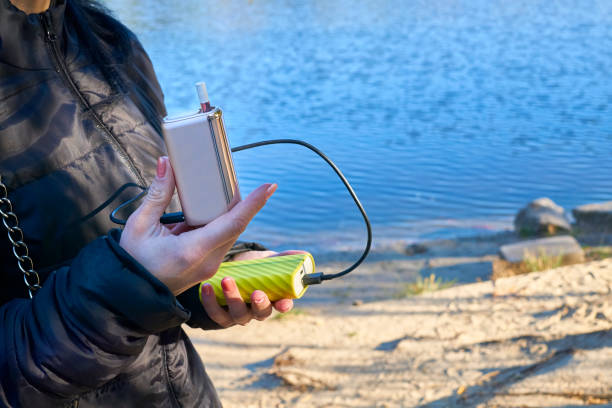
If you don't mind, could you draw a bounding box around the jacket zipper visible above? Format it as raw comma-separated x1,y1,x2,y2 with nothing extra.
40,13,147,186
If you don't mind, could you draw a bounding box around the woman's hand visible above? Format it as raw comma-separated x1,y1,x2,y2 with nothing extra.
119,156,276,296
199,250,303,327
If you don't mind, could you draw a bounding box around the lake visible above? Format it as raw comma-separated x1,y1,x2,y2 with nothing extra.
105,0,612,252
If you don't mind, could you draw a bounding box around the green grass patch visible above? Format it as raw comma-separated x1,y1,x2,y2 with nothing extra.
584,246,612,261
393,273,456,298
272,308,308,321
522,250,563,273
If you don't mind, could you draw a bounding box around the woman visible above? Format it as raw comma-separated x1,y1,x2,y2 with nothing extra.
0,0,294,406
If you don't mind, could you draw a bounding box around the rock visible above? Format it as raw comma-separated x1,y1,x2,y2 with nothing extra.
404,243,428,256
572,201,612,234
270,367,337,391
499,236,584,264
273,349,303,367
514,198,571,236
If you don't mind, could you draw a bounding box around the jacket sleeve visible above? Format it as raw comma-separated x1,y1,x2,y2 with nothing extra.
177,241,268,330
0,232,190,407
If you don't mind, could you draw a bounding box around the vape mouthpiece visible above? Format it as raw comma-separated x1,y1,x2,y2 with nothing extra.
195,81,212,112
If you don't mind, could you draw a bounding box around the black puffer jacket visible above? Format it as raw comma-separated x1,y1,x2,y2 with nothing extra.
0,0,246,406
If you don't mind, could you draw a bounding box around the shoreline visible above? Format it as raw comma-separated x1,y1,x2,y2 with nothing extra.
314,229,612,262
298,231,518,309
305,230,612,310
311,229,518,264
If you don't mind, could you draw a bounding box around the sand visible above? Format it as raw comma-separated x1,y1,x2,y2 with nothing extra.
186,238,612,407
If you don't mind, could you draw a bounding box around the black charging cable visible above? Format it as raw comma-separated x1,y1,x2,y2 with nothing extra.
110,139,372,284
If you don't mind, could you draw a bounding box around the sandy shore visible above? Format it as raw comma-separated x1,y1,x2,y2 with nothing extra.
186,235,612,407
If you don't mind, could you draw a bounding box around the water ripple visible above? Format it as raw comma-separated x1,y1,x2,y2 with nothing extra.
107,0,612,250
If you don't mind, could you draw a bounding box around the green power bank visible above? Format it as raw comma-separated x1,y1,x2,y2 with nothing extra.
199,253,315,306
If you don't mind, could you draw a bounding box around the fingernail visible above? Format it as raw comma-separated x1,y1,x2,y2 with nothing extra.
277,300,292,313
202,283,212,296
265,183,277,199
156,156,167,179
221,277,235,292
252,292,265,304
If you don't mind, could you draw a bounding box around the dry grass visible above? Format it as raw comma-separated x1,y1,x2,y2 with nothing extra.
492,250,578,280
522,250,564,272
493,246,612,280
584,246,612,261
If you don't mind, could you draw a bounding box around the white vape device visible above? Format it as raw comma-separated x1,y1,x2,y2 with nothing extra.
162,83,239,226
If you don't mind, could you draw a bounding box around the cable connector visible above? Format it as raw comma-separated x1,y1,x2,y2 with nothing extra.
160,212,185,224
302,273,324,286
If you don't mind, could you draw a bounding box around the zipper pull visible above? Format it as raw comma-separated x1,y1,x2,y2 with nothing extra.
40,13,57,42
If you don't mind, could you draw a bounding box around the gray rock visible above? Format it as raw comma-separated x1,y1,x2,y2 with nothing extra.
514,197,571,236
572,201,612,234
499,236,584,264
404,243,427,256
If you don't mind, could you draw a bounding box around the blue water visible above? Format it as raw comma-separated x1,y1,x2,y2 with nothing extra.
105,0,612,251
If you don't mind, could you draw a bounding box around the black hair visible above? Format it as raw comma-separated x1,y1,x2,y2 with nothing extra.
63,0,165,134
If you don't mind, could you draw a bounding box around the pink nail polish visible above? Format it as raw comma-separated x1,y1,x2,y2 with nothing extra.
156,157,167,178
265,183,277,199
253,294,265,304
202,284,212,296
221,277,234,292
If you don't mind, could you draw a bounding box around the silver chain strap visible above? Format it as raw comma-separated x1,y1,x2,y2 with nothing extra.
0,175,41,298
